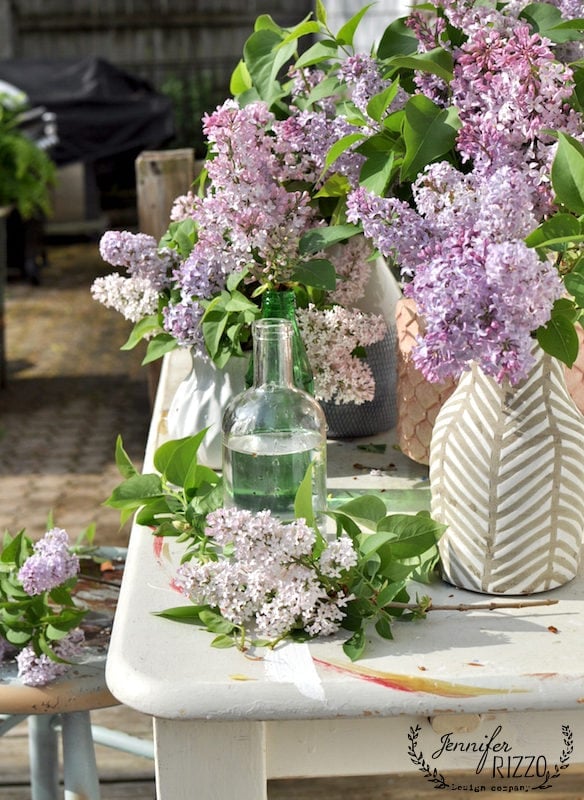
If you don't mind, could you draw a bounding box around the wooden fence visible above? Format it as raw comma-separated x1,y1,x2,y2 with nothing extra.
0,0,313,154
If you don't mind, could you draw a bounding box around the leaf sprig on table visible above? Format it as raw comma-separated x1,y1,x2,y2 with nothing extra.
106,433,446,661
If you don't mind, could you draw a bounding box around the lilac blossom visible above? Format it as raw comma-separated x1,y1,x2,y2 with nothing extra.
274,111,365,188
348,162,563,385
327,235,374,307
174,507,355,641
296,305,387,403
16,630,85,687
339,54,391,116
18,528,80,596
90,273,160,323
99,231,175,291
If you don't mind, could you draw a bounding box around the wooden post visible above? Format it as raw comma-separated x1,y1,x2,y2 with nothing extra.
135,149,195,406
0,206,11,388
135,148,195,241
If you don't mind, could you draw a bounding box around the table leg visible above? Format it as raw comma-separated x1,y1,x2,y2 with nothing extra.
28,715,59,800
154,718,267,800
61,710,101,800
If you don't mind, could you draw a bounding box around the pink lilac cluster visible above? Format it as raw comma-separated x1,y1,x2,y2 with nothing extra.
16,630,85,687
296,305,387,403
327,235,375,307
174,508,357,640
92,232,179,324
18,527,80,596
348,163,563,384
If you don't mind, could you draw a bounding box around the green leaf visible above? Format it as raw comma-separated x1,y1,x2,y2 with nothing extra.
525,213,582,251
315,0,327,25
323,133,366,173
211,633,236,649
5,628,31,646
360,150,395,195
342,628,366,661
389,47,454,82
104,473,164,510
291,259,337,290
243,28,296,108
551,133,584,215
198,609,237,634
120,315,160,351
401,95,460,182
295,39,339,69
154,605,208,624
520,3,584,42
366,81,401,124
294,462,315,527
141,333,177,365
375,615,394,640
154,428,208,488
377,17,419,59
230,59,252,96
565,270,584,306
536,311,580,367
335,494,388,526
114,435,139,480
0,531,30,566
299,224,360,254
336,3,374,47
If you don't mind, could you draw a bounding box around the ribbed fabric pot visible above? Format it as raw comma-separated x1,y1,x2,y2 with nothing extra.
430,346,584,594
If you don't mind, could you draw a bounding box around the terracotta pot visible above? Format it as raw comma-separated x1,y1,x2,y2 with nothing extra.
564,322,584,415
395,298,456,464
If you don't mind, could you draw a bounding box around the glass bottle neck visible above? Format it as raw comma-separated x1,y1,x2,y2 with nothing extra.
253,319,294,388
261,289,296,320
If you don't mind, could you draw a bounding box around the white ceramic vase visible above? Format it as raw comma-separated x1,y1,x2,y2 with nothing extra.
167,350,249,469
430,347,584,594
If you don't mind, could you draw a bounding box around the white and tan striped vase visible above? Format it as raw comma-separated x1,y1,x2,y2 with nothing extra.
430,347,584,595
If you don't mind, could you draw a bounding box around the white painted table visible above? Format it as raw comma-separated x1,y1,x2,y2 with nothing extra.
106,349,584,799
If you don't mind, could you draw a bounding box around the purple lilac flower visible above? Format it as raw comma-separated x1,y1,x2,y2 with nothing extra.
339,54,391,116
274,111,365,188
162,299,205,351
16,630,85,687
99,231,175,291
18,528,79,596
348,164,563,386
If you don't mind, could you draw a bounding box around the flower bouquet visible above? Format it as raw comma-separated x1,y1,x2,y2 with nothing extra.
91,14,407,412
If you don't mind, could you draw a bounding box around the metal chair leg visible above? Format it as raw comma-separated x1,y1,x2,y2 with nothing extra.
61,710,101,800
28,714,59,800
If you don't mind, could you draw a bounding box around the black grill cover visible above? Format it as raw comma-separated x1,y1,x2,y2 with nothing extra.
0,57,174,165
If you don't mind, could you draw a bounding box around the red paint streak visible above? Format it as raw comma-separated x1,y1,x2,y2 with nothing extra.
153,536,164,561
313,657,515,698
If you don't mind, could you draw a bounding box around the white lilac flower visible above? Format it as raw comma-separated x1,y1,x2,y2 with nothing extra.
296,305,387,404
18,528,79,596
174,508,356,642
90,273,160,323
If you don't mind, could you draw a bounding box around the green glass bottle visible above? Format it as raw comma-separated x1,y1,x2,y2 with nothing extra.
223,319,327,522
246,289,314,395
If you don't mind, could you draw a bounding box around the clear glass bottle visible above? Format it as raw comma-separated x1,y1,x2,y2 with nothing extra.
245,289,314,395
223,318,327,522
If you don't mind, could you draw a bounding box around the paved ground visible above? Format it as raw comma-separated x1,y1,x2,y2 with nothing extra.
0,240,151,546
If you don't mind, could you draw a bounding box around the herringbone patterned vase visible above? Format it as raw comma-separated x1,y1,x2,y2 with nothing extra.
430,348,584,594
